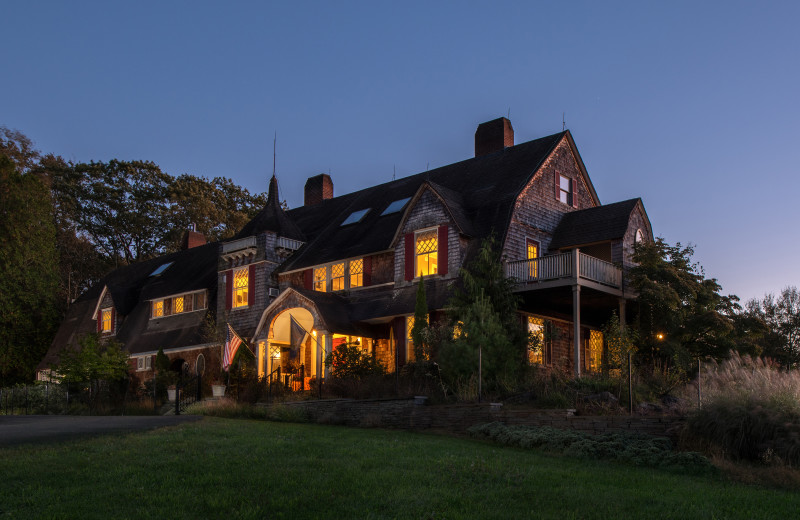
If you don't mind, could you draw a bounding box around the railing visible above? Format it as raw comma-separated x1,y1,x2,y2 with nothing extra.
222,236,257,254
505,250,622,289
276,236,304,251
579,253,622,288
175,374,202,416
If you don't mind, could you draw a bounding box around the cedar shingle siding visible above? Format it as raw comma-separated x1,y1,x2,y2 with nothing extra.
39,119,653,383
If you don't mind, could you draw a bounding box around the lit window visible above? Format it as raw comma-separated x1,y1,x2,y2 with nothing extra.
314,267,327,292
559,174,573,205
381,197,411,216
152,300,164,318
174,296,184,314
101,309,112,333
416,229,438,277
341,209,370,226
233,267,249,308
406,316,415,362
587,330,603,372
528,317,544,364
349,259,363,288
331,263,345,291
527,239,539,279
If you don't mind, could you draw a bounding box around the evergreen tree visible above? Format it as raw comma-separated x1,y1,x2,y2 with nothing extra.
411,276,429,360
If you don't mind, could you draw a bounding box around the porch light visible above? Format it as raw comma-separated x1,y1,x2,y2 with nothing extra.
656,333,665,340
312,330,317,337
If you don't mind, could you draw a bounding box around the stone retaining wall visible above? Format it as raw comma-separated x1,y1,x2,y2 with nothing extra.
276,398,684,439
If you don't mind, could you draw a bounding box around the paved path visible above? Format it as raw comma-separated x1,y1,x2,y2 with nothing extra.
0,415,202,446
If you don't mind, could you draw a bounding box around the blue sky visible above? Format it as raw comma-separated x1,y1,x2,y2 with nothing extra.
3,1,799,303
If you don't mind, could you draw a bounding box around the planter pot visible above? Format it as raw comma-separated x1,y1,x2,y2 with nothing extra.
167,388,177,402
212,384,226,398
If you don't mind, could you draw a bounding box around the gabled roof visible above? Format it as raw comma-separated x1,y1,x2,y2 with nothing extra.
280,131,568,271
549,198,642,249
234,175,305,241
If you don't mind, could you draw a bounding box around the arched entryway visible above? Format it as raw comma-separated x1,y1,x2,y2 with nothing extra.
259,308,319,390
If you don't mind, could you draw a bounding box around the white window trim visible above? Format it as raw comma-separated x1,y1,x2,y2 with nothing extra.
311,258,365,293
135,356,153,372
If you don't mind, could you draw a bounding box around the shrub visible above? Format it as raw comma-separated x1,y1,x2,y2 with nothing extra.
468,422,713,475
685,352,800,465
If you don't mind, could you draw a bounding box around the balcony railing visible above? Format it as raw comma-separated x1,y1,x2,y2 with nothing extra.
276,236,304,251
504,250,622,290
222,236,257,254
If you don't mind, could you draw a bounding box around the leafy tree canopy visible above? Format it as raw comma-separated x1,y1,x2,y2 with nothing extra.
628,238,739,371
0,154,60,385
744,287,800,368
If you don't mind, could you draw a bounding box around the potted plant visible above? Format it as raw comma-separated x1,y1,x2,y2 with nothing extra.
167,384,177,402
211,380,226,398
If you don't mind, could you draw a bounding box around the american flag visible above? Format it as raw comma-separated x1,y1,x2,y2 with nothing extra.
222,323,243,371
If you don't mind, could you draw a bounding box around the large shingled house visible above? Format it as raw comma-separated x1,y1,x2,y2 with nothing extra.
38,117,652,388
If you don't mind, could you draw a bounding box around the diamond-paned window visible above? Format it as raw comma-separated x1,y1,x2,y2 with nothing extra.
415,229,438,277
314,267,327,292
349,259,363,288
233,267,249,308
331,263,345,291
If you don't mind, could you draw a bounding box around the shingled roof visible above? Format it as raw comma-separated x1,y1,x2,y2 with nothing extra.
280,131,569,271
549,198,642,249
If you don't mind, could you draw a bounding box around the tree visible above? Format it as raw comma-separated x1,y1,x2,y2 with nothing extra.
325,342,386,380
628,238,739,373
441,236,527,388
411,276,429,361
745,287,800,368
167,174,267,247
53,334,130,410
0,154,60,385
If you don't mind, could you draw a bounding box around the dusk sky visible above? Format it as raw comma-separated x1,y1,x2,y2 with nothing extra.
3,1,798,304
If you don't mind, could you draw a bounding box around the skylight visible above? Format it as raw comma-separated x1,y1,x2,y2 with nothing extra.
150,262,174,277
380,197,411,216
341,209,370,226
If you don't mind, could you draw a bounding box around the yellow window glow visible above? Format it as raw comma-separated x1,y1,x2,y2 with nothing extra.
233,268,249,308
588,330,603,372
406,316,415,362
331,263,345,291
350,259,363,288
101,309,112,332
527,240,538,278
174,296,184,314
528,317,544,364
152,300,164,318
314,267,327,292
416,230,438,277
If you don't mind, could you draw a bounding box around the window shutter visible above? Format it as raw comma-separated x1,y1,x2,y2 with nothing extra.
225,270,232,310
404,233,414,281
363,256,372,286
571,178,578,208
248,264,256,306
97,313,101,333
438,225,448,275
304,269,312,290
554,171,559,200
111,308,116,333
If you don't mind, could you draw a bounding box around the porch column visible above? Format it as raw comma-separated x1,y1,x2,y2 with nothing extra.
573,284,581,378
618,298,627,332
322,333,332,379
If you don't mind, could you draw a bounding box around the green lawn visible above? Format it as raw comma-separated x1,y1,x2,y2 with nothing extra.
0,418,797,519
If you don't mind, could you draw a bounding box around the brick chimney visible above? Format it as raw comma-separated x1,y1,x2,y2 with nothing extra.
304,173,334,206
475,117,514,157
181,223,206,250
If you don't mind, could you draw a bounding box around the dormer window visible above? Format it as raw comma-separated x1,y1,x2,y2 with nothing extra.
416,229,438,277
152,291,207,318
558,174,574,206
349,259,363,288
101,308,113,333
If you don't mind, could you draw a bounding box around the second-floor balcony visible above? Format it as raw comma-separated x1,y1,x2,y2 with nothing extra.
505,249,623,294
